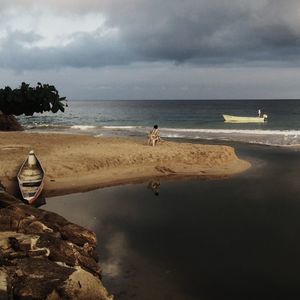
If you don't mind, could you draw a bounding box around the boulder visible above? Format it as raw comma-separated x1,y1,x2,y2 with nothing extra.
0,191,112,299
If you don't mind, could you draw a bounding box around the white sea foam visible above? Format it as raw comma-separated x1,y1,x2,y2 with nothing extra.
70,125,96,130
102,126,141,129
23,122,300,146
160,128,300,146
102,126,300,146
162,128,300,136
102,126,300,137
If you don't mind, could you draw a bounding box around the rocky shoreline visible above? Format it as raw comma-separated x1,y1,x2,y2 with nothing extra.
0,188,112,299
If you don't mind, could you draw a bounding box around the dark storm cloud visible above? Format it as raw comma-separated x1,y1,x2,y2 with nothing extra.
101,0,300,64
1,0,300,70
0,29,135,70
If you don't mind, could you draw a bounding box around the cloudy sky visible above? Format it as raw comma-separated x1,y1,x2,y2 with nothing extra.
0,0,300,99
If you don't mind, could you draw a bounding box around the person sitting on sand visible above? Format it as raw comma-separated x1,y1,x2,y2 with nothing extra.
148,125,161,146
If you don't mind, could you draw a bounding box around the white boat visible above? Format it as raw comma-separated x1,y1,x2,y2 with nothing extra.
223,114,268,123
17,150,45,204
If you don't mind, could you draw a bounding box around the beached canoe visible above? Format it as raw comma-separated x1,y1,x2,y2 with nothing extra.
17,150,45,204
223,114,267,123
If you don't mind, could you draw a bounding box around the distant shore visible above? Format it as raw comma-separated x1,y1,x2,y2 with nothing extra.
0,132,250,197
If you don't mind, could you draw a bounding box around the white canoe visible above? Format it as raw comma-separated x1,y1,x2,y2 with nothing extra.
223,114,267,123
17,150,45,204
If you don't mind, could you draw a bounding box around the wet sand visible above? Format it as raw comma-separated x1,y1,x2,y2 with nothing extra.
0,132,250,196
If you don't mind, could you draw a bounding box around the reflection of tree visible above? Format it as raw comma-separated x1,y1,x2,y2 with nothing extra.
147,180,161,196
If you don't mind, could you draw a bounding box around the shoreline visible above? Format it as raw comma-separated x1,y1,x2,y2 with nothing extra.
0,132,250,197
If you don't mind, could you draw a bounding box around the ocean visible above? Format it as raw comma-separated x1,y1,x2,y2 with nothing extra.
18,99,300,146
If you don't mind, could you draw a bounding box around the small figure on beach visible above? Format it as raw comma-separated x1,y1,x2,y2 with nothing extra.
148,124,161,146
258,109,262,118
148,180,160,196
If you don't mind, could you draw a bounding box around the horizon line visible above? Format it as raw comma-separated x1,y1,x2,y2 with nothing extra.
68,98,300,101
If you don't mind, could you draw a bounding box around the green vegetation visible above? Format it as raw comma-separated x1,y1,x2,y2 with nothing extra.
0,82,67,116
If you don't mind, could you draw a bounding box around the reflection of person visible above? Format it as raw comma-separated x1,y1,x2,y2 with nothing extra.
147,180,160,196
258,109,262,118
148,125,161,147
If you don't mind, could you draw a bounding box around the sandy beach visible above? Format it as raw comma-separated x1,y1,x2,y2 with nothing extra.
0,132,250,197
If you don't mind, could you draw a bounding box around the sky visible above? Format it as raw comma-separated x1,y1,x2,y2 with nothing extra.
0,0,300,99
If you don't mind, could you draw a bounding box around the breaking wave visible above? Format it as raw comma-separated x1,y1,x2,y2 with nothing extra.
70,125,97,130
99,126,300,146
162,128,300,146
23,123,300,146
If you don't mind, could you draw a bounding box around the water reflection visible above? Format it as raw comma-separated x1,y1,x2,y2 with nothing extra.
147,179,161,196
32,195,46,208
43,144,300,300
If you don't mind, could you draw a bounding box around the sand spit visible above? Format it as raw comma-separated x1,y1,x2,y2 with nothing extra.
0,132,250,196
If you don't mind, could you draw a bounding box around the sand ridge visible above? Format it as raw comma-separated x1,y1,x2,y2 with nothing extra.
0,132,250,196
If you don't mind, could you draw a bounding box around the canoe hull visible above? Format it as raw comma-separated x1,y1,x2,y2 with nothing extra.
223,114,267,123
17,152,45,204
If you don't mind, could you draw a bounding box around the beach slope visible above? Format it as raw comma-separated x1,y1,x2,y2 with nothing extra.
0,132,250,196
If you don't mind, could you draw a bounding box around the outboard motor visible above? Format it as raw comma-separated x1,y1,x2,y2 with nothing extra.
263,114,268,120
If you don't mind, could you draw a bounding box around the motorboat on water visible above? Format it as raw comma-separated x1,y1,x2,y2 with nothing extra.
223,114,268,123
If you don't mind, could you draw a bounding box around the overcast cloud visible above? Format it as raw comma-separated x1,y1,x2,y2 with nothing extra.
0,0,300,99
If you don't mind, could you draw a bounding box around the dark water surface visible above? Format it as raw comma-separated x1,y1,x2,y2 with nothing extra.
44,143,300,300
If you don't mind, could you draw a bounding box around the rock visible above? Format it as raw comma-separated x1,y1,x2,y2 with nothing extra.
0,269,8,296
9,257,75,299
0,191,112,299
61,267,113,300
0,113,23,131
60,223,97,247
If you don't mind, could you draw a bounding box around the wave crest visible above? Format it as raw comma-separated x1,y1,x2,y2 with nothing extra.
70,125,96,130
23,124,300,146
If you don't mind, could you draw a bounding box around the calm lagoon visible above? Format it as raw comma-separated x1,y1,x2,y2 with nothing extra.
44,142,300,300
